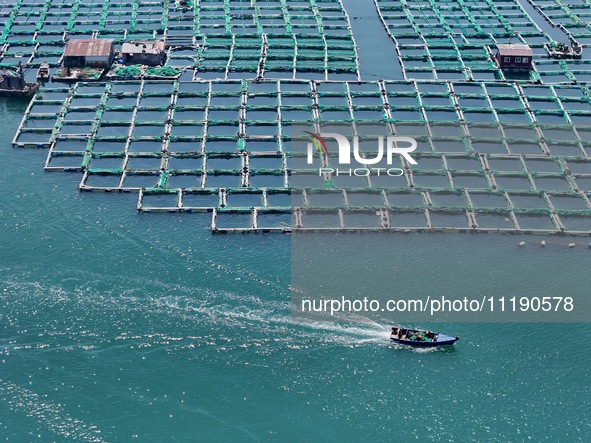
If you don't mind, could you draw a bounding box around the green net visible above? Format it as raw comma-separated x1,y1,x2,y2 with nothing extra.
145,66,181,77
114,65,142,78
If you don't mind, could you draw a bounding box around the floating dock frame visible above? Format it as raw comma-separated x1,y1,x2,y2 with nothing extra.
12,78,590,234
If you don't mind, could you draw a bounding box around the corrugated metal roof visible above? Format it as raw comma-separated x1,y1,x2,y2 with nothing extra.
64,39,114,58
496,44,533,57
122,41,166,55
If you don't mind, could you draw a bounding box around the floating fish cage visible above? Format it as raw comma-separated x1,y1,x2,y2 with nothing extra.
527,0,591,46
0,0,360,80
11,78,591,234
373,0,591,84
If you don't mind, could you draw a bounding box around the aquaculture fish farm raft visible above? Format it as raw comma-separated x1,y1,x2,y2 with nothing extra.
12,78,591,234
0,0,360,80
374,0,591,84
5,0,591,234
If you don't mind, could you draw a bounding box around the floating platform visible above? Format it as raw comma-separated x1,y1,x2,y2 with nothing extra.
545,42,583,60
52,67,106,82
106,65,183,81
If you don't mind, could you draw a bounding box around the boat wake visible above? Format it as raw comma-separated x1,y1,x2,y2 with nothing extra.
1,268,397,351
152,293,389,346
0,381,105,442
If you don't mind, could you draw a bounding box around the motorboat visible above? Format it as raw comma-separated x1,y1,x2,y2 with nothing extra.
390,326,459,347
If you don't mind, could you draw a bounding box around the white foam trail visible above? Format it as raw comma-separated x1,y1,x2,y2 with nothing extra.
0,381,106,442
2,276,388,347
153,294,389,344
291,318,388,340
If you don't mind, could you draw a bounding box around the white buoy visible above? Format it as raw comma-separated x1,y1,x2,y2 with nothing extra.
568,242,576,248
541,240,546,247
519,241,525,247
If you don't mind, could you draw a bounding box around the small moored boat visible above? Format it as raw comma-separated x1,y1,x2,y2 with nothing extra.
390,326,459,347
37,63,50,81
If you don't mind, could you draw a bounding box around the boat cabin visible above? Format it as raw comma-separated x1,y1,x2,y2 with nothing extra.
495,44,533,70
0,68,26,90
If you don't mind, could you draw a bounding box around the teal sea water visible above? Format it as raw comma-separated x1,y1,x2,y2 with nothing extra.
1,96,590,441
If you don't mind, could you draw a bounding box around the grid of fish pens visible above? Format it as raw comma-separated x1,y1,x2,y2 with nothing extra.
373,0,591,84
11,78,591,234
0,0,359,80
0,0,170,69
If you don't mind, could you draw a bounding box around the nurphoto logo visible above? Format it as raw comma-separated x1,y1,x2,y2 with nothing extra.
305,131,418,177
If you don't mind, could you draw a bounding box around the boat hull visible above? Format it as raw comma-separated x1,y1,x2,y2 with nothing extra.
390,336,458,347
0,83,40,98
390,326,459,347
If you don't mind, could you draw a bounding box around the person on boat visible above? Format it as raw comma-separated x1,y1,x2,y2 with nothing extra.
391,326,399,337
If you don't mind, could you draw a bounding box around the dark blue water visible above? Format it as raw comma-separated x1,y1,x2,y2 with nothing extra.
341,0,404,81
